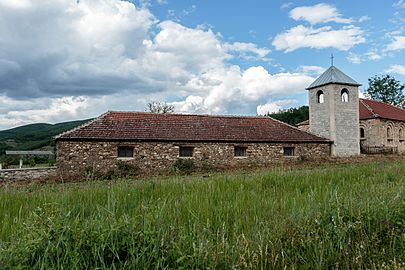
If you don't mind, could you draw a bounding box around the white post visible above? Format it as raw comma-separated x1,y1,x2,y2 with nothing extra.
19,159,23,169
0,163,2,170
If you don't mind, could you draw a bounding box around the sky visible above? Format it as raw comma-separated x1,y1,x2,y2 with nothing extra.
0,0,404,130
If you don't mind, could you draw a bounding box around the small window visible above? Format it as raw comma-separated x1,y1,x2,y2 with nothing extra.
387,127,393,141
341,89,349,102
317,90,324,104
360,128,365,139
234,146,247,157
283,147,295,157
117,146,134,158
179,146,194,157
400,128,404,141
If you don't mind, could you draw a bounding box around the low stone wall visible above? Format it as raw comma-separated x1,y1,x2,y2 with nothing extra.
56,140,331,177
0,167,57,182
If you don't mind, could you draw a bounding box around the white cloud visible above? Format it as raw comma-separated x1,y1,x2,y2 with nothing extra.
358,15,371,22
393,0,405,9
297,65,325,76
0,0,316,130
289,3,352,25
257,100,297,115
272,25,365,52
223,42,271,59
385,36,405,51
0,96,90,128
280,2,294,10
171,66,313,115
347,52,362,64
385,64,405,75
365,51,383,60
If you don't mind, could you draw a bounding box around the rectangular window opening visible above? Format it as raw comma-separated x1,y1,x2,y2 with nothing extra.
117,146,134,158
179,146,194,157
234,146,247,157
283,147,295,157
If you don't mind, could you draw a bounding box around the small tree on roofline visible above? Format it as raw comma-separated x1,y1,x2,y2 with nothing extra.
366,75,405,109
146,102,175,113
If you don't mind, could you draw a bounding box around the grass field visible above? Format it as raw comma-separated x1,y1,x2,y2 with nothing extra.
0,161,404,269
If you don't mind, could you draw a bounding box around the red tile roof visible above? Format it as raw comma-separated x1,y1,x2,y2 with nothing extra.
359,99,405,121
56,112,331,143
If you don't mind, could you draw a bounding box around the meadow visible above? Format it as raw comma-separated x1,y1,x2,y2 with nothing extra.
0,160,404,269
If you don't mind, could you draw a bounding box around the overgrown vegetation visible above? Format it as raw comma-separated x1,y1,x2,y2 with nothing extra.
84,160,140,181
267,105,309,126
172,158,196,174
0,161,404,269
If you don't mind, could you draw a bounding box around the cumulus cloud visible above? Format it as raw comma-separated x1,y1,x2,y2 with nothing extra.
0,0,315,130
223,42,271,60
0,95,89,127
365,51,383,60
272,25,365,52
385,36,405,51
171,66,314,115
346,52,363,64
289,3,352,25
385,64,405,75
257,99,297,115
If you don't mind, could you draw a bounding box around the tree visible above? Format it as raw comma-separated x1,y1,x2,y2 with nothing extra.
146,102,175,113
366,75,405,109
267,106,309,126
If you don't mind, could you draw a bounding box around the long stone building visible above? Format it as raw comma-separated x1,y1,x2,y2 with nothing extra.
55,113,331,174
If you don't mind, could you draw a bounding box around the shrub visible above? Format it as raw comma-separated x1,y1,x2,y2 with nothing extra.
114,160,140,179
172,159,195,174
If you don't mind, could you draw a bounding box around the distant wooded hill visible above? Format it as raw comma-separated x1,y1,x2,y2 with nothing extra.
268,105,309,126
0,119,90,155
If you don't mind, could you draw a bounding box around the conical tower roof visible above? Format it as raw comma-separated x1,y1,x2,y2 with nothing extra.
306,66,361,90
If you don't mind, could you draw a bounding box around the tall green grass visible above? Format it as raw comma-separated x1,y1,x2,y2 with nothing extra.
0,161,404,269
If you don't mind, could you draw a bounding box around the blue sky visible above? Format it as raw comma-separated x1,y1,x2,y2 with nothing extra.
0,0,404,129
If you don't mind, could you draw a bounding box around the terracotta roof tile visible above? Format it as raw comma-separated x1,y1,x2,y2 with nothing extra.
359,99,405,121
56,112,331,143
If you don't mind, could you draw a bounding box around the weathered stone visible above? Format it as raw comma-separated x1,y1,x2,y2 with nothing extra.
56,141,331,176
0,167,57,182
308,84,360,156
360,118,405,153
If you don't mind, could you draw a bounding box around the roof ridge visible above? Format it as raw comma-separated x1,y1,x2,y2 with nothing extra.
54,111,110,140
360,99,379,118
107,111,279,120
362,98,405,111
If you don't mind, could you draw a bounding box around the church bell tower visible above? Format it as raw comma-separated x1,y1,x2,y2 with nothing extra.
306,65,361,156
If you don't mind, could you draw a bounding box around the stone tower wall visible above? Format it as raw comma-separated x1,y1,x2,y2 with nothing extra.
309,84,360,156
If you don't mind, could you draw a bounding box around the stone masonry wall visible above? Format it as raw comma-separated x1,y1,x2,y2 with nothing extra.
56,140,331,176
0,167,57,182
360,118,405,153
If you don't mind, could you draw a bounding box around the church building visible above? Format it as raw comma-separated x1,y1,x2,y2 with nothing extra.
299,65,405,155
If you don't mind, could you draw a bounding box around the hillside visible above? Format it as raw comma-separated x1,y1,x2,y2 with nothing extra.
0,119,90,155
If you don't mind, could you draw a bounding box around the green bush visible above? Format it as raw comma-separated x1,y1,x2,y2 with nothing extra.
172,159,195,174
114,160,140,178
83,161,140,181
